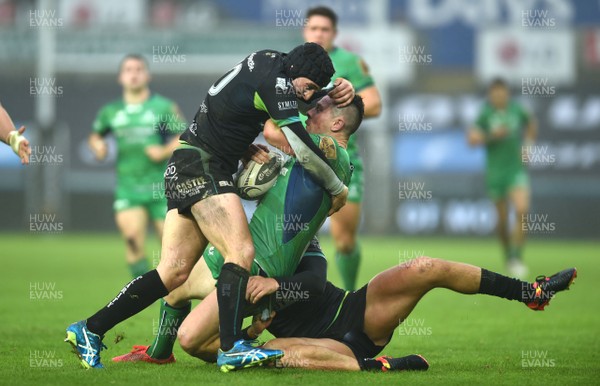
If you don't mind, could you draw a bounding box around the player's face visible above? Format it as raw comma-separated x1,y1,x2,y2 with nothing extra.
292,77,320,101
489,85,509,109
303,15,336,51
118,58,150,92
305,96,335,134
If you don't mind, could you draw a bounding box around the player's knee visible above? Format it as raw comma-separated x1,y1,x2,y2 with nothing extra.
156,263,190,291
410,256,438,276
223,242,255,269
334,233,356,254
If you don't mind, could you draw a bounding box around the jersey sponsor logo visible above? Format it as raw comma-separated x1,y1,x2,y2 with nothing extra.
175,177,207,195
319,136,337,159
277,100,297,111
275,77,293,93
247,52,256,72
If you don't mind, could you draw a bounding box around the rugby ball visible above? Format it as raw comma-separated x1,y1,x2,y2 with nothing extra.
237,152,283,200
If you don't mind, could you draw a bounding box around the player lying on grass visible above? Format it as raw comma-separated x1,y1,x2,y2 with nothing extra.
174,259,576,372
112,94,361,372
0,101,30,164
66,43,356,370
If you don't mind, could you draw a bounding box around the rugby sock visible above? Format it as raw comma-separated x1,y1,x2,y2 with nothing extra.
217,263,249,351
147,300,191,359
336,244,361,291
478,268,534,303
509,245,523,261
86,269,169,337
128,257,150,279
359,357,384,371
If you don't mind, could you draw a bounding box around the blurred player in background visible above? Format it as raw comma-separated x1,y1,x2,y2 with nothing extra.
303,6,382,291
88,54,185,278
0,102,30,164
468,78,537,278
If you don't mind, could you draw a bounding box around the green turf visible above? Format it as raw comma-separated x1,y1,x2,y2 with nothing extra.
1,233,597,385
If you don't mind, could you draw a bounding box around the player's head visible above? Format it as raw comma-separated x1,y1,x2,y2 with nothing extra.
304,6,338,51
284,43,335,101
118,54,151,93
306,95,364,140
488,77,510,109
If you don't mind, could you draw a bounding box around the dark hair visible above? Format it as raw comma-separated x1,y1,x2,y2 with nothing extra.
306,6,338,29
338,95,364,137
119,54,149,72
489,77,508,89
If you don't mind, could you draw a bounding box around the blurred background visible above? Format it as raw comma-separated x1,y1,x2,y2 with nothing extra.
0,0,599,239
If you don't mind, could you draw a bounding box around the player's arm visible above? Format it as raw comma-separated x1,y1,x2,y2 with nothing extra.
523,110,538,145
255,88,348,214
146,103,186,162
0,102,30,164
358,85,381,118
246,254,327,305
347,56,380,117
263,119,293,155
467,126,486,147
89,106,111,161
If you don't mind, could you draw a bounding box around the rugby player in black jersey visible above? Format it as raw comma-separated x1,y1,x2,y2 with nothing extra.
65,42,356,371
182,253,576,372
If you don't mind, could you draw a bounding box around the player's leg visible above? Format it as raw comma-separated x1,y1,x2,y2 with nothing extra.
178,290,221,362
363,257,577,346
331,201,361,291
113,257,216,363
189,193,255,353
508,179,530,277
263,338,359,370
494,198,510,263
149,196,166,242
115,206,151,278
67,209,206,368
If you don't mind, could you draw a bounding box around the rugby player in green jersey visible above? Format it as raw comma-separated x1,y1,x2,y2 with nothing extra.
468,78,538,278
303,6,382,291
89,54,186,279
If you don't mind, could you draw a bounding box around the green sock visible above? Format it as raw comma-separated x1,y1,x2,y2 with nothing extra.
510,245,523,261
147,300,191,360
336,244,361,291
128,258,150,278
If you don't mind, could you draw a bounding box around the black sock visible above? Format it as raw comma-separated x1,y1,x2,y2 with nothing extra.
478,268,533,303
359,357,383,371
86,269,169,337
217,263,249,351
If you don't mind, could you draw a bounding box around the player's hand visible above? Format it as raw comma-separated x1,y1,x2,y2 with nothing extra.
329,185,348,216
242,143,270,167
249,311,276,336
89,138,108,161
246,276,279,304
13,126,31,165
489,126,509,141
145,145,167,162
329,78,355,107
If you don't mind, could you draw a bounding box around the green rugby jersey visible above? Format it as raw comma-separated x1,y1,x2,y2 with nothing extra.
474,101,531,176
205,133,351,279
92,94,185,194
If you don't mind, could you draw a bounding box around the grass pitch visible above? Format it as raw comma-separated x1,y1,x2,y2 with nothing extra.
1,233,598,385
